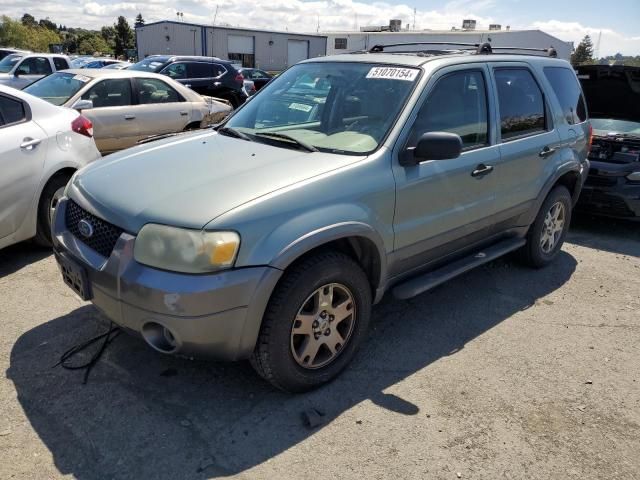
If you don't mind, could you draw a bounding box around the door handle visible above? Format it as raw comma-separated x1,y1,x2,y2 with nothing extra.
179,111,189,116
20,138,41,150
471,164,494,177
184,84,191,88
124,114,136,120
539,146,556,158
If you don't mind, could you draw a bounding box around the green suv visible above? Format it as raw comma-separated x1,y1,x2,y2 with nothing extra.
53,44,590,392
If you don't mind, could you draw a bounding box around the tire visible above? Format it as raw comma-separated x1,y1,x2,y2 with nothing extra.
33,174,72,247
520,185,572,268
250,251,372,393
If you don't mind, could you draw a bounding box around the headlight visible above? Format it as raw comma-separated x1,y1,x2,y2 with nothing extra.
134,224,240,273
627,171,640,182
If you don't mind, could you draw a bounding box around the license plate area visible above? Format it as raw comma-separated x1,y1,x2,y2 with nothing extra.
56,252,92,301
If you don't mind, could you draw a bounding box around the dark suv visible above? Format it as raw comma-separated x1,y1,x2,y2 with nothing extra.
130,55,247,107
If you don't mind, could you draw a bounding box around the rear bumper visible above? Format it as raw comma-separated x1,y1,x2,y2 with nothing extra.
52,197,282,360
576,162,640,218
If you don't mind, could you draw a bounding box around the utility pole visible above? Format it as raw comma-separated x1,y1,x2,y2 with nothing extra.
595,30,602,59
212,5,219,26
317,14,320,33
413,8,416,30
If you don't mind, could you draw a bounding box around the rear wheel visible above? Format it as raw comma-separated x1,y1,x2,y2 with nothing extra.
33,174,72,247
520,185,572,268
251,251,372,392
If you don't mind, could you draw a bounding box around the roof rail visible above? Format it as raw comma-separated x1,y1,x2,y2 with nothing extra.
368,42,557,57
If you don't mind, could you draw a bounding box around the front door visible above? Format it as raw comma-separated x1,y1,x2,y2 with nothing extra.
12,56,53,89
392,65,500,274
0,93,46,239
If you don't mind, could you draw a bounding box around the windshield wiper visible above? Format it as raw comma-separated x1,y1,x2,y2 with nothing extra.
254,132,318,152
217,126,253,142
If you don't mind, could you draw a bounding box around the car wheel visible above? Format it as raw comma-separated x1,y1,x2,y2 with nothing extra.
33,174,71,247
250,251,372,392
520,185,572,268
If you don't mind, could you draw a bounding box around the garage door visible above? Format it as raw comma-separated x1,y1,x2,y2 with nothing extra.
228,35,254,54
287,40,309,66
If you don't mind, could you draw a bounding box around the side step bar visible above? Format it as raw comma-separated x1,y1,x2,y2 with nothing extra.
392,237,526,300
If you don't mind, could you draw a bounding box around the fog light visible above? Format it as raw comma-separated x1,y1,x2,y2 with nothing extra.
626,172,640,182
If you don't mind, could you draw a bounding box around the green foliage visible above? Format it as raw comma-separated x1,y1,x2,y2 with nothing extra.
0,15,62,51
571,35,595,67
597,53,640,67
135,13,145,28
114,16,133,58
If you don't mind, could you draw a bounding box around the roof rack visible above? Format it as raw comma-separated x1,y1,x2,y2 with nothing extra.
368,42,557,58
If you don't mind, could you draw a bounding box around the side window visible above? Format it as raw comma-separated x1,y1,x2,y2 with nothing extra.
187,62,214,79
543,67,587,125
82,79,132,108
211,64,226,78
162,63,187,79
135,78,182,104
53,57,70,70
409,70,489,149
0,94,27,127
17,57,53,75
494,68,546,140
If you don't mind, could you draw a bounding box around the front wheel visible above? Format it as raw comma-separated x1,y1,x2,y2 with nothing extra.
520,185,572,268
250,251,372,392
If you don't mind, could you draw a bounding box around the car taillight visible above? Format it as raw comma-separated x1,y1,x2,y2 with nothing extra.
71,115,93,138
235,72,244,84
587,124,593,152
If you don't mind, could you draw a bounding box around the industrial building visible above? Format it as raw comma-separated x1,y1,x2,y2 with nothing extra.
135,21,327,71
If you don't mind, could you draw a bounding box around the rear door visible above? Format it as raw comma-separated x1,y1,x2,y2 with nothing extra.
0,93,47,239
489,63,562,219
78,78,139,153
392,64,500,273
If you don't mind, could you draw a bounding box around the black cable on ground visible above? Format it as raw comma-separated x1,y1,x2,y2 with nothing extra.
53,323,121,384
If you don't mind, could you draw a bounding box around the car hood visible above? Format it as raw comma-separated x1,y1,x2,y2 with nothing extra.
577,65,640,122
69,130,364,233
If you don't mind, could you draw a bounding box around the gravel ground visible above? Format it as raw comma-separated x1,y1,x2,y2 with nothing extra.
0,214,638,480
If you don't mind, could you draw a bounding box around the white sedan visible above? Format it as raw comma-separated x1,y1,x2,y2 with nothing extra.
0,85,101,250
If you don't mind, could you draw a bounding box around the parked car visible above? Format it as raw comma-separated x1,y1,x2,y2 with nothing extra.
238,68,273,91
81,59,128,69
70,56,96,68
575,64,640,219
0,85,100,250
52,45,589,392
243,79,256,97
24,69,232,154
102,62,130,70
0,53,71,89
0,48,30,60
129,55,247,107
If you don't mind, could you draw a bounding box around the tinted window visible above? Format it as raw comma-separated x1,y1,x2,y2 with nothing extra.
410,70,488,149
82,79,132,107
0,95,26,126
162,63,187,79
187,62,216,78
53,57,70,70
135,78,182,104
544,67,587,124
17,57,52,75
495,68,546,140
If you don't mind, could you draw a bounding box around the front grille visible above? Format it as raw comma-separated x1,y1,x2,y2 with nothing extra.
65,200,124,258
578,191,634,217
585,175,618,187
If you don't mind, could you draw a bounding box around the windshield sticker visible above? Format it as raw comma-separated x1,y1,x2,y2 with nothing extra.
289,102,313,112
366,67,419,81
72,74,91,82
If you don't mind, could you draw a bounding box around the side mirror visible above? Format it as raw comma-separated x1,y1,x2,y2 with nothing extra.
71,99,93,111
401,132,463,166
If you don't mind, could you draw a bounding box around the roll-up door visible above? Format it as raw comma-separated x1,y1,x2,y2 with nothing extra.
287,40,309,66
228,35,255,67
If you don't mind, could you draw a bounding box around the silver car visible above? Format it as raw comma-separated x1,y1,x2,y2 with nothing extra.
0,53,71,89
24,69,232,154
0,85,101,250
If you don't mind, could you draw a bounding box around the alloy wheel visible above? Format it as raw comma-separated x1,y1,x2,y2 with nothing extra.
539,201,565,254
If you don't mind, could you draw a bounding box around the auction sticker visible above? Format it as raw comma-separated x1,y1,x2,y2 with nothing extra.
366,67,419,81
72,74,91,82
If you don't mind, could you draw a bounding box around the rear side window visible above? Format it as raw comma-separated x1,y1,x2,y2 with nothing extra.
135,78,182,104
0,94,26,127
495,68,546,140
410,70,489,149
187,62,215,78
53,57,70,70
543,67,587,124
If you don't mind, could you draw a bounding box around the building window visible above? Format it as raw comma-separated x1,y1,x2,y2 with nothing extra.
228,53,255,68
334,38,347,50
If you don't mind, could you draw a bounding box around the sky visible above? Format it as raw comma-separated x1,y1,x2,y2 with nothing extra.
2,0,640,56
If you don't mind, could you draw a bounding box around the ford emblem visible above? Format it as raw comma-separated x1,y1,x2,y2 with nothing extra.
78,219,94,238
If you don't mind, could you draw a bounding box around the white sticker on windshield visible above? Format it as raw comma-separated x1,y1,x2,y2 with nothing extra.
289,102,313,112
72,74,91,82
366,66,419,81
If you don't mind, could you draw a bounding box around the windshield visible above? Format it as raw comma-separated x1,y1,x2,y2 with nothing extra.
0,54,23,73
71,57,95,68
591,118,640,136
23,72,92,106
225,62,421,154
129,58,166,72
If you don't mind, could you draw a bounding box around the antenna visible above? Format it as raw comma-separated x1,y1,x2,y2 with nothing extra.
413,8,416,30
354,12,358,31
317,14,320,33
212,5,219,26
595,30,602,59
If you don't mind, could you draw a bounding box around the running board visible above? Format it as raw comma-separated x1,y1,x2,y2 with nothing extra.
392,237,526,300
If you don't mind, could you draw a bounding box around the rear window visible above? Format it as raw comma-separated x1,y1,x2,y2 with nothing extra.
53,57,70,71
495,68,546,140
0,94,26,126
544,67,587,124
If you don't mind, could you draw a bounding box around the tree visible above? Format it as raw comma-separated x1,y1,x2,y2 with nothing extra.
38,18,57,31
571,35,594,66
134,13,145,28
77,34,110,55
114,16,133,58
0,16,61,51
21,13,37,28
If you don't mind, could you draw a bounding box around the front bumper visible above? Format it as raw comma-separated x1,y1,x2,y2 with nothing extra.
52,197,282,360
576,161,640,219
